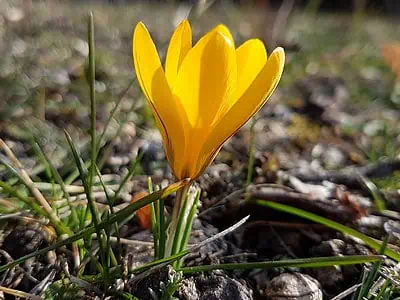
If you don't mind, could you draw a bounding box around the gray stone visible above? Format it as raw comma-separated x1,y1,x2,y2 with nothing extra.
178,271,253,300
265,273,322,300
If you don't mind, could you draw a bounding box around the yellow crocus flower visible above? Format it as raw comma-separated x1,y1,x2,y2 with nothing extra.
133,20,285,180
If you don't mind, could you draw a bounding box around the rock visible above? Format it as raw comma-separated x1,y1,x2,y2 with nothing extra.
384,220,400,239
265,273,322,300
322,147,347,169
363,120,385,136
2,224,56,259
5,7,24,22
177,271,253,300
309,240,364,293
51,69,71,86
10,38,26,57
309,239,345,257
129,265,178,300
73,38,89,57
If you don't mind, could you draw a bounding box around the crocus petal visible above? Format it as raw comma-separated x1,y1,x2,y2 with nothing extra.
213,24,234,48
173,30,236,128
193,47,285,178
216,39,267,121
132,22,187,170
165,20,192,89
234,39,267,104
172,30,237,179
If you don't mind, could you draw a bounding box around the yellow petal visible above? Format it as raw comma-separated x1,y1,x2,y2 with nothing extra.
132,22,187,172
165,20,192,89
213,24,234,48
194,47,285,178
171,30,237,179
173,30,237,128
235,39,267,104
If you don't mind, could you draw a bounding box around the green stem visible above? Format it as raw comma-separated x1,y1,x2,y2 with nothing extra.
176,188,200,269
165,183,190,257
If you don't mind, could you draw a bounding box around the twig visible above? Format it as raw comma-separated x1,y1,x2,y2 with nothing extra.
271,0,295,49
249,185,360,223
91,235,153,247
331,284,362,300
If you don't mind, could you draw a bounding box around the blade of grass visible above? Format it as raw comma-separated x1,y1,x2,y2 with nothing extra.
354,236,389,300
180,255,384,274
31,138,79,227
0,180,46,216
65,129,109,284
0,139,72,236
31,138,82,269
374,279,392,300
88,12,97,190
0,286,41,300
0,179,188,273
148,177,158,259
113,150,144,201
131,216,249,276
157,185,166,259
358,174,386,212
253,200,400,261
96,166,122,265
171,188,190,258
96,79,134,157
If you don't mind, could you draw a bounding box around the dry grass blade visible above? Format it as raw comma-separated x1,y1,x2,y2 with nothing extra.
0,138,71,236
0,286,41,300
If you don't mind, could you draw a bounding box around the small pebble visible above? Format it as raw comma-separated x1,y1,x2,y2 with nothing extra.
265,272,322,300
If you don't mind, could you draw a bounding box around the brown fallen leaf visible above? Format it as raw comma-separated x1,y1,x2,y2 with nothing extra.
131,190,152,230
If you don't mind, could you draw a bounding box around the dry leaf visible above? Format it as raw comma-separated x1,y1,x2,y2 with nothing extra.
130,190,152,230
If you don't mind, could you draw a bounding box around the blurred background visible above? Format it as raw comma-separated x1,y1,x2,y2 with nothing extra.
0,0,400,179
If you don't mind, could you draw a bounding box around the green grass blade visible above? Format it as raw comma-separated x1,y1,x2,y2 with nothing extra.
65,129,108,283
96,79,134,157
0,180,46,216
0,179,188,273
147,177,158,259
358,174,386,212
158,187,166,259
131,215,249,275
253,200,400,261
113,151,144,200
171,190,190,258
354,236,388,300
180,255,384,274
96,166,122,264
88,12,97,190
31,138,79,226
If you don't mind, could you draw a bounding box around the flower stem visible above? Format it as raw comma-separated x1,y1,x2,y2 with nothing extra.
165,183,191,257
